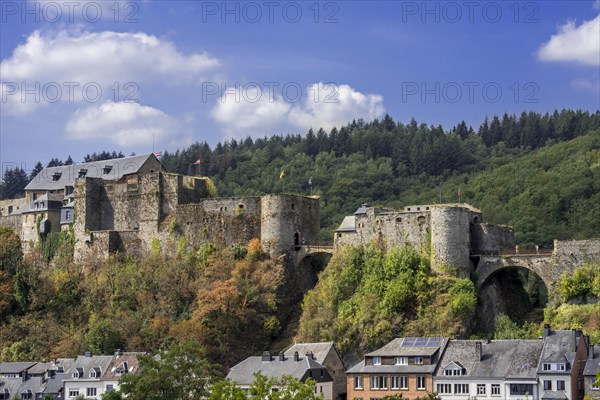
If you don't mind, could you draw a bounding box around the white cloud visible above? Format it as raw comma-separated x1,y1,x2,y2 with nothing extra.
594,0,600,10
537,15,600,66
65,101,183,147
571,78,600,93
0,29,220,115
211,82,385,138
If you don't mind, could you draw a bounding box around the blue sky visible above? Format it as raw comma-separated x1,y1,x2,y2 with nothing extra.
1,0,599,170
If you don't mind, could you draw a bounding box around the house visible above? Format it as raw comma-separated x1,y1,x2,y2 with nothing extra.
62,351,143,399
345,337,449,400
284,342,346,400
433,339,543,400
583,343,600,399
538,325,589,400
0,378,22,400
227,351,334,399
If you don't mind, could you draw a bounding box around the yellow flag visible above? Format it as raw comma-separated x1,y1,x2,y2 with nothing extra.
279,169,285,179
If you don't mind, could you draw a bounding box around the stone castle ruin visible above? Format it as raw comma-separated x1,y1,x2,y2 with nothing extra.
334,203,600,290
0,154,320,263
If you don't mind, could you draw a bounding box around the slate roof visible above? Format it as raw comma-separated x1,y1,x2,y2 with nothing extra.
366,337,448,357
347,337,449,375
0,362,37,374
17,376,42,397
538,330,578,373
25,154,159,191
41,372,68,394
284,342,335,365
227,355,330,386
584,344,600,377
65,355,113,380
103,353,143,380
0,378,22,400
335,216,356,232
435,340,543,380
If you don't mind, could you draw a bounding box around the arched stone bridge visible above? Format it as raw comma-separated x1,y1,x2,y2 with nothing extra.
292,242,334,266
473,239,600,290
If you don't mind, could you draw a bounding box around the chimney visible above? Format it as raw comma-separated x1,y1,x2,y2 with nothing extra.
261,351,272,362
543,324,551,338
589,339,594,359
475,341,482,361
115,349,123,357
279,352,285,361
22,370,28,382
306,351,314,359
84,351,92,358
294,351,300,362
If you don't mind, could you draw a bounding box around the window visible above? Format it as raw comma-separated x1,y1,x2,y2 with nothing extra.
373,356,382,365
477,384,486,395
90,367,101,378
415,356,423,365
21,391,32,400
0,388,9,400
544,381,552,390
354,375,363,389
510,384,533,395
69,389,79,397
391,376,399,390
557,363,566,371
87,388,97,396
371,376,388,390
106,385,114,392
445,368,464,376
454,384,469,394
417,376,426,390
491,384,501,396
592,377,600,389
557,381,565,390
437,384,452,394
400,376,408,390
396,357,408,365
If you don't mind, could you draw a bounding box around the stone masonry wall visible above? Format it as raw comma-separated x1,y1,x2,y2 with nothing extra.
260,195,320,258
175,197,262,250
430,206,476,275
470,223,515,254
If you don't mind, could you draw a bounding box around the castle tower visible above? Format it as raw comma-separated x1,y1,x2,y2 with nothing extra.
430,205,476,276
260,194,320,258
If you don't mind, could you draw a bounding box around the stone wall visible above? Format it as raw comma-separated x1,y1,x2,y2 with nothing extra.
470,223,515,254
430,206,477,275
554,239,600,259
175,197,262,250
0,197,28,216
260,195,320,258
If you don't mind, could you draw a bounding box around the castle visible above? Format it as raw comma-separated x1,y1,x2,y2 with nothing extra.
1,153,597,285
0,154,320,262
334,203,515,276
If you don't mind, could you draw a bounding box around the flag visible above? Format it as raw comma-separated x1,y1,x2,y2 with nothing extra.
154,151,162,158
308,177,312,185
280,169,285,180
194,159,201,165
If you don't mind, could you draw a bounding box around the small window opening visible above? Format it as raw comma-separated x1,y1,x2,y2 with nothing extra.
238,204,245,210
294,232,301,250
396,217,402,223
78,169,87,177
291,203,295,210
52,172,62,181
103,165,113,174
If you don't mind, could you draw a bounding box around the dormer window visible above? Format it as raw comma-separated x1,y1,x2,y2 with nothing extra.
415,356,424,364
52,172,62,181
373,356,382,365
90,367,101,378
444,362,466,376
72,368,83,378
20,390,33,400
103,165,113,174
115,362,128,376
0,388,9,400
56,366,64,373
78,169,88,178
395,357,408,365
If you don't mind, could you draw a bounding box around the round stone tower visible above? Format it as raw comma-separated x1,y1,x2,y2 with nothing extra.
430,205,472,276
260,194,320,259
